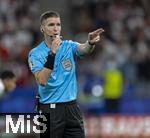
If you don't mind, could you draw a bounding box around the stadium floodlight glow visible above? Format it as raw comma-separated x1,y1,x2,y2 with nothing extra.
92,85,103,97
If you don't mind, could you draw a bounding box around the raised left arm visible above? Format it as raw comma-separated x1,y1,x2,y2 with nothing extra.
77,28,104,55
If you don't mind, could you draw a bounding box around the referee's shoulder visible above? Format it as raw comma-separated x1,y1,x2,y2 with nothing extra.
64,39,77,45
28,42,43,57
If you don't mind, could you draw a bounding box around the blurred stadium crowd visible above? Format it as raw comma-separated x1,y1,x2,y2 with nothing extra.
0,0,39,86
69,0,150,114
0,0,150,114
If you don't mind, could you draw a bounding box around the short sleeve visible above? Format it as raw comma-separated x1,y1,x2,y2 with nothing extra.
69,40,82,57
28,51,44,74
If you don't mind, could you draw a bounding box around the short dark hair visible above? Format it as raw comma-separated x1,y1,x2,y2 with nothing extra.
0,70,15,80
40,11,60,25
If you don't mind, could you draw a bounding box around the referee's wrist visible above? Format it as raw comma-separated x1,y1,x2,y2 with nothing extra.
44,51,56,70
49,51,56,56
88,40,95,46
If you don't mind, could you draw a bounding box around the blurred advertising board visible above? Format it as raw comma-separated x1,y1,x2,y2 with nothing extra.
84,115,150,138
1,113,150,138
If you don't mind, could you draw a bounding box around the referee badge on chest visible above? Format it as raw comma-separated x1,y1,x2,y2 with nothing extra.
61,59,72,71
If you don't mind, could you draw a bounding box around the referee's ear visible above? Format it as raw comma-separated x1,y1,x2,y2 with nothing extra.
40,26,44,33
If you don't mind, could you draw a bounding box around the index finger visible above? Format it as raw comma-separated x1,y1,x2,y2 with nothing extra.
93,28,104,34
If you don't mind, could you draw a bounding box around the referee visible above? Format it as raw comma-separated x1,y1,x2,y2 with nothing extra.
28,11,104,138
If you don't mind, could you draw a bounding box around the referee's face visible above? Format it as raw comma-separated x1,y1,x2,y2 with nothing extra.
41,17,61,37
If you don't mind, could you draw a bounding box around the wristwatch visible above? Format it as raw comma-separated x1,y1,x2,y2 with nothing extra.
88,41,95,46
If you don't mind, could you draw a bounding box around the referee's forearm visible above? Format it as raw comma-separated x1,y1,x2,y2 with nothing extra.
35,51,56,86
77,41,95,55
35,68,52,86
